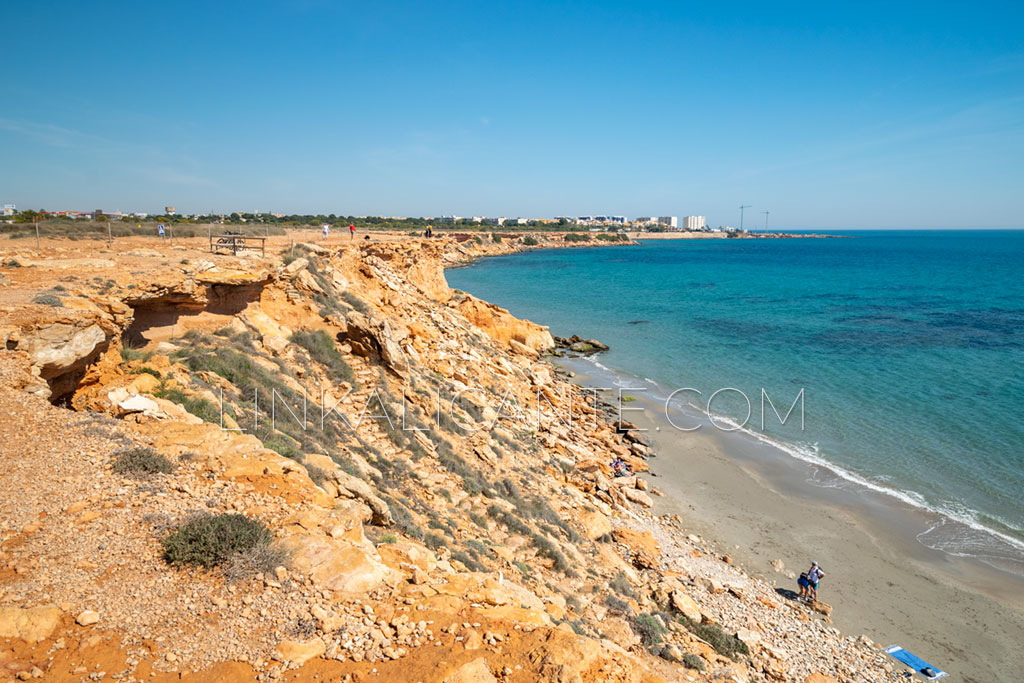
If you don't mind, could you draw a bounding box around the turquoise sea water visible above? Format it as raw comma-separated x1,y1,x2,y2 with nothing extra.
448,231,1024,574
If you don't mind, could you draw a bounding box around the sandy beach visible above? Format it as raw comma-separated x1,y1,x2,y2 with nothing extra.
559,358,1024,683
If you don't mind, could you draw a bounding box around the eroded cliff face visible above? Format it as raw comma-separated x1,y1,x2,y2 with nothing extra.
0,234,892,683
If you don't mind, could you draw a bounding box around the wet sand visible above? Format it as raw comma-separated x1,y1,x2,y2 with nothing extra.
560,359,1024,683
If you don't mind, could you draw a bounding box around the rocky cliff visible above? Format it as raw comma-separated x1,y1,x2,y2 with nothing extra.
0,233,898,682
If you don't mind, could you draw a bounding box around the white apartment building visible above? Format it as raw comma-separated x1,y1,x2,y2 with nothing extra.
484,217,506,226
682,215,706,230
657,216,678,230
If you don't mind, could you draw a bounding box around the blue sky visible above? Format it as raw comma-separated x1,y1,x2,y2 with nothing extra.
2,1,1022,228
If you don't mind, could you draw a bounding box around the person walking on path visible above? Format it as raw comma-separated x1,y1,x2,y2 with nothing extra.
349,223,355,240
321,223,330,240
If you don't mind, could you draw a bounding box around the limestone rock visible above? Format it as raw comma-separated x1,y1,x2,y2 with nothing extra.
670,590,702,624
282,535,398,595
75,610,100,626
0,606,63,642
612,528,661,569
578,509,612,541
803,675,840,683
443,657,497,683
274,637,325,666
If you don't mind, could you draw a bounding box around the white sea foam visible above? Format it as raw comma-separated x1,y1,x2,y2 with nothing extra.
565,354,1024,573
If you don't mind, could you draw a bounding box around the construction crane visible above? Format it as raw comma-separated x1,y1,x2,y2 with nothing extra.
762,210,770,233
739,205,752,232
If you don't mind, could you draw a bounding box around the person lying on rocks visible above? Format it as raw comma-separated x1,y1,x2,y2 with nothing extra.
611,457,632,477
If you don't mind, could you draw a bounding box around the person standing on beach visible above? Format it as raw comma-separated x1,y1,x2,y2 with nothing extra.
349,223,355,240
806,562,825,600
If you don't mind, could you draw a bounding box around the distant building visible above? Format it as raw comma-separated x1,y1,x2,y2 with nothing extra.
164,206,177,215
132,212,149,219
682,215,706,230
484,217,506,226
657,216,678,230
508,217,528,225
467,216,484,223
2,204,15,217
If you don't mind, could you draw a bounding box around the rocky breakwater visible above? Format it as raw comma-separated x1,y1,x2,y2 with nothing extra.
0,236,898,682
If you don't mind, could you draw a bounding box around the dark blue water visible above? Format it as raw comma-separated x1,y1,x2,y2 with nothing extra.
448,232,1024,572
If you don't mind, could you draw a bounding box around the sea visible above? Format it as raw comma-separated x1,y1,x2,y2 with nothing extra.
447,231,1024,576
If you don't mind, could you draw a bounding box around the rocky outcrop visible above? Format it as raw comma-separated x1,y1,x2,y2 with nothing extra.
456,294,554,354
2,308,118,401
341,311,410,378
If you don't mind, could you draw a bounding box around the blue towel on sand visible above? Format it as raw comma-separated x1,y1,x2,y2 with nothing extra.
884,645,948,680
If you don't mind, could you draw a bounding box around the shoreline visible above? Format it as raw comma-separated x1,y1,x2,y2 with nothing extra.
626,230,844,239
551,355,1024,683
439,238,1024,682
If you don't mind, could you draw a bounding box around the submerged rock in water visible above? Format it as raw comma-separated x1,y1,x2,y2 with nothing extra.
554,334,609,355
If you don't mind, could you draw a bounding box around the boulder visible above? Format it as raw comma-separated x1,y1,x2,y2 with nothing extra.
282,536,398,595
670,590,702,623
578,509,612,541
808,599,833,617
621,487,653,508
274,637,325,666
282,257,309,276
75,610,100,626
443,657,497,683
612,528,661,569
343,312,409,378
0,606,63,642
736,628,762,648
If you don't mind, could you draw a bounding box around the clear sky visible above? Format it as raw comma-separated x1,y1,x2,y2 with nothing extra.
2,1,1022,228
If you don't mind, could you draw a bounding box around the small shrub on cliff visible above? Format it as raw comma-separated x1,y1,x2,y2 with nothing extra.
491,232,502,243
610,570,637,599
564,232,591,242
155,387,222,425
289,330,355,385
340,291,369,313
604,595,632,615
222,541,290,582
630,613,666,649
163,512,273,569
522,236,538,246
682,654,705,671
112,447,175,477
31,293,63,307
677,614,749,659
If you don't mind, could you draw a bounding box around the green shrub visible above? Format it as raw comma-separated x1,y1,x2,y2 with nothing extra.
154,387,221,424
31,293,63,307
290,329,354,385
678,614,749,659
380,533,397,544
451,550,485,572
630,613,665,648
120,347,153,363
491,232,502,243
163,513,273,569
112,447,175,477
610,571,637,599
222,542,290,582
522,236,538,246
564,233,591,242
683,654,705,671
604,594,632,614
